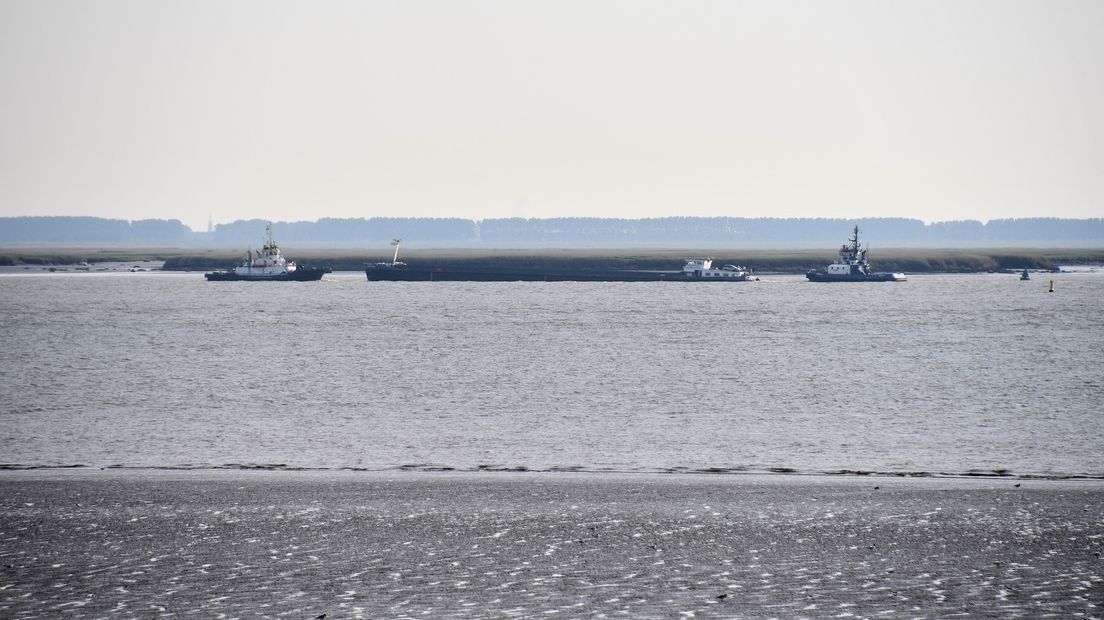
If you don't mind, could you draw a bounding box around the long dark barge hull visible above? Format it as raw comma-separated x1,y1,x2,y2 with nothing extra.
806,271,904,282
205,267,330,282
365,267,749,282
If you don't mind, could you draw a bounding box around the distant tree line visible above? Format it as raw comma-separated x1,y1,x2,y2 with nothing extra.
2,215,1103,246
0,217,196,245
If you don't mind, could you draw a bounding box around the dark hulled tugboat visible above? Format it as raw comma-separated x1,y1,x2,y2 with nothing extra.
806,226,906,282
205,223,329,281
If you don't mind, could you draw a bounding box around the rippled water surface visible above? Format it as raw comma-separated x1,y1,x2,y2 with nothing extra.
1,271,1101,476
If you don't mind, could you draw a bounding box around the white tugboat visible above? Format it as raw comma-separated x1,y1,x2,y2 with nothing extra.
205,223,329,281
806,226,906,282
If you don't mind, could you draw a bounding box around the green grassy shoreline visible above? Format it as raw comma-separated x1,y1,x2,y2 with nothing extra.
3,247,1104,273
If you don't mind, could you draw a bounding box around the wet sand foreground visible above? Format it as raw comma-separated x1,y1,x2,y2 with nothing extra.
1,471,1101,618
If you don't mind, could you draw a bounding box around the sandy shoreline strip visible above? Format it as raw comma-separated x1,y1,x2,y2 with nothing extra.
2,470,1101,618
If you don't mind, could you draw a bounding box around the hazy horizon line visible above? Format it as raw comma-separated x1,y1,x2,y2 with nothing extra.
6,213,1103,231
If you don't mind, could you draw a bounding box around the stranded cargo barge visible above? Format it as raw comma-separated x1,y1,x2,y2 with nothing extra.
365,240,758,282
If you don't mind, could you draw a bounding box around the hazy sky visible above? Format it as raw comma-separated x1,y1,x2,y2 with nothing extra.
1,1,1102,231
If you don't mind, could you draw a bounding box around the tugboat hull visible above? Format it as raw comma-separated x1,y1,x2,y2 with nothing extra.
205,267,329,281
806,270,906,282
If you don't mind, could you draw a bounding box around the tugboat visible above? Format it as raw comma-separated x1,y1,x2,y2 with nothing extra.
205,223,329,281
806,226,906,282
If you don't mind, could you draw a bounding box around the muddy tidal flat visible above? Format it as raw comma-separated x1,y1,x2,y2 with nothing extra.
1,471,1101,618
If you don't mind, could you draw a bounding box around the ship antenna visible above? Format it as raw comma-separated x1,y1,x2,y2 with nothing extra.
391,238,402,266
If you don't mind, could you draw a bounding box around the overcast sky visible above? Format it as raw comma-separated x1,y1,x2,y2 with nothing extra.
1,0,1101,231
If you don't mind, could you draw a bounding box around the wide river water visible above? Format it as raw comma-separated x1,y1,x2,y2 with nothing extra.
1,270,1101,477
